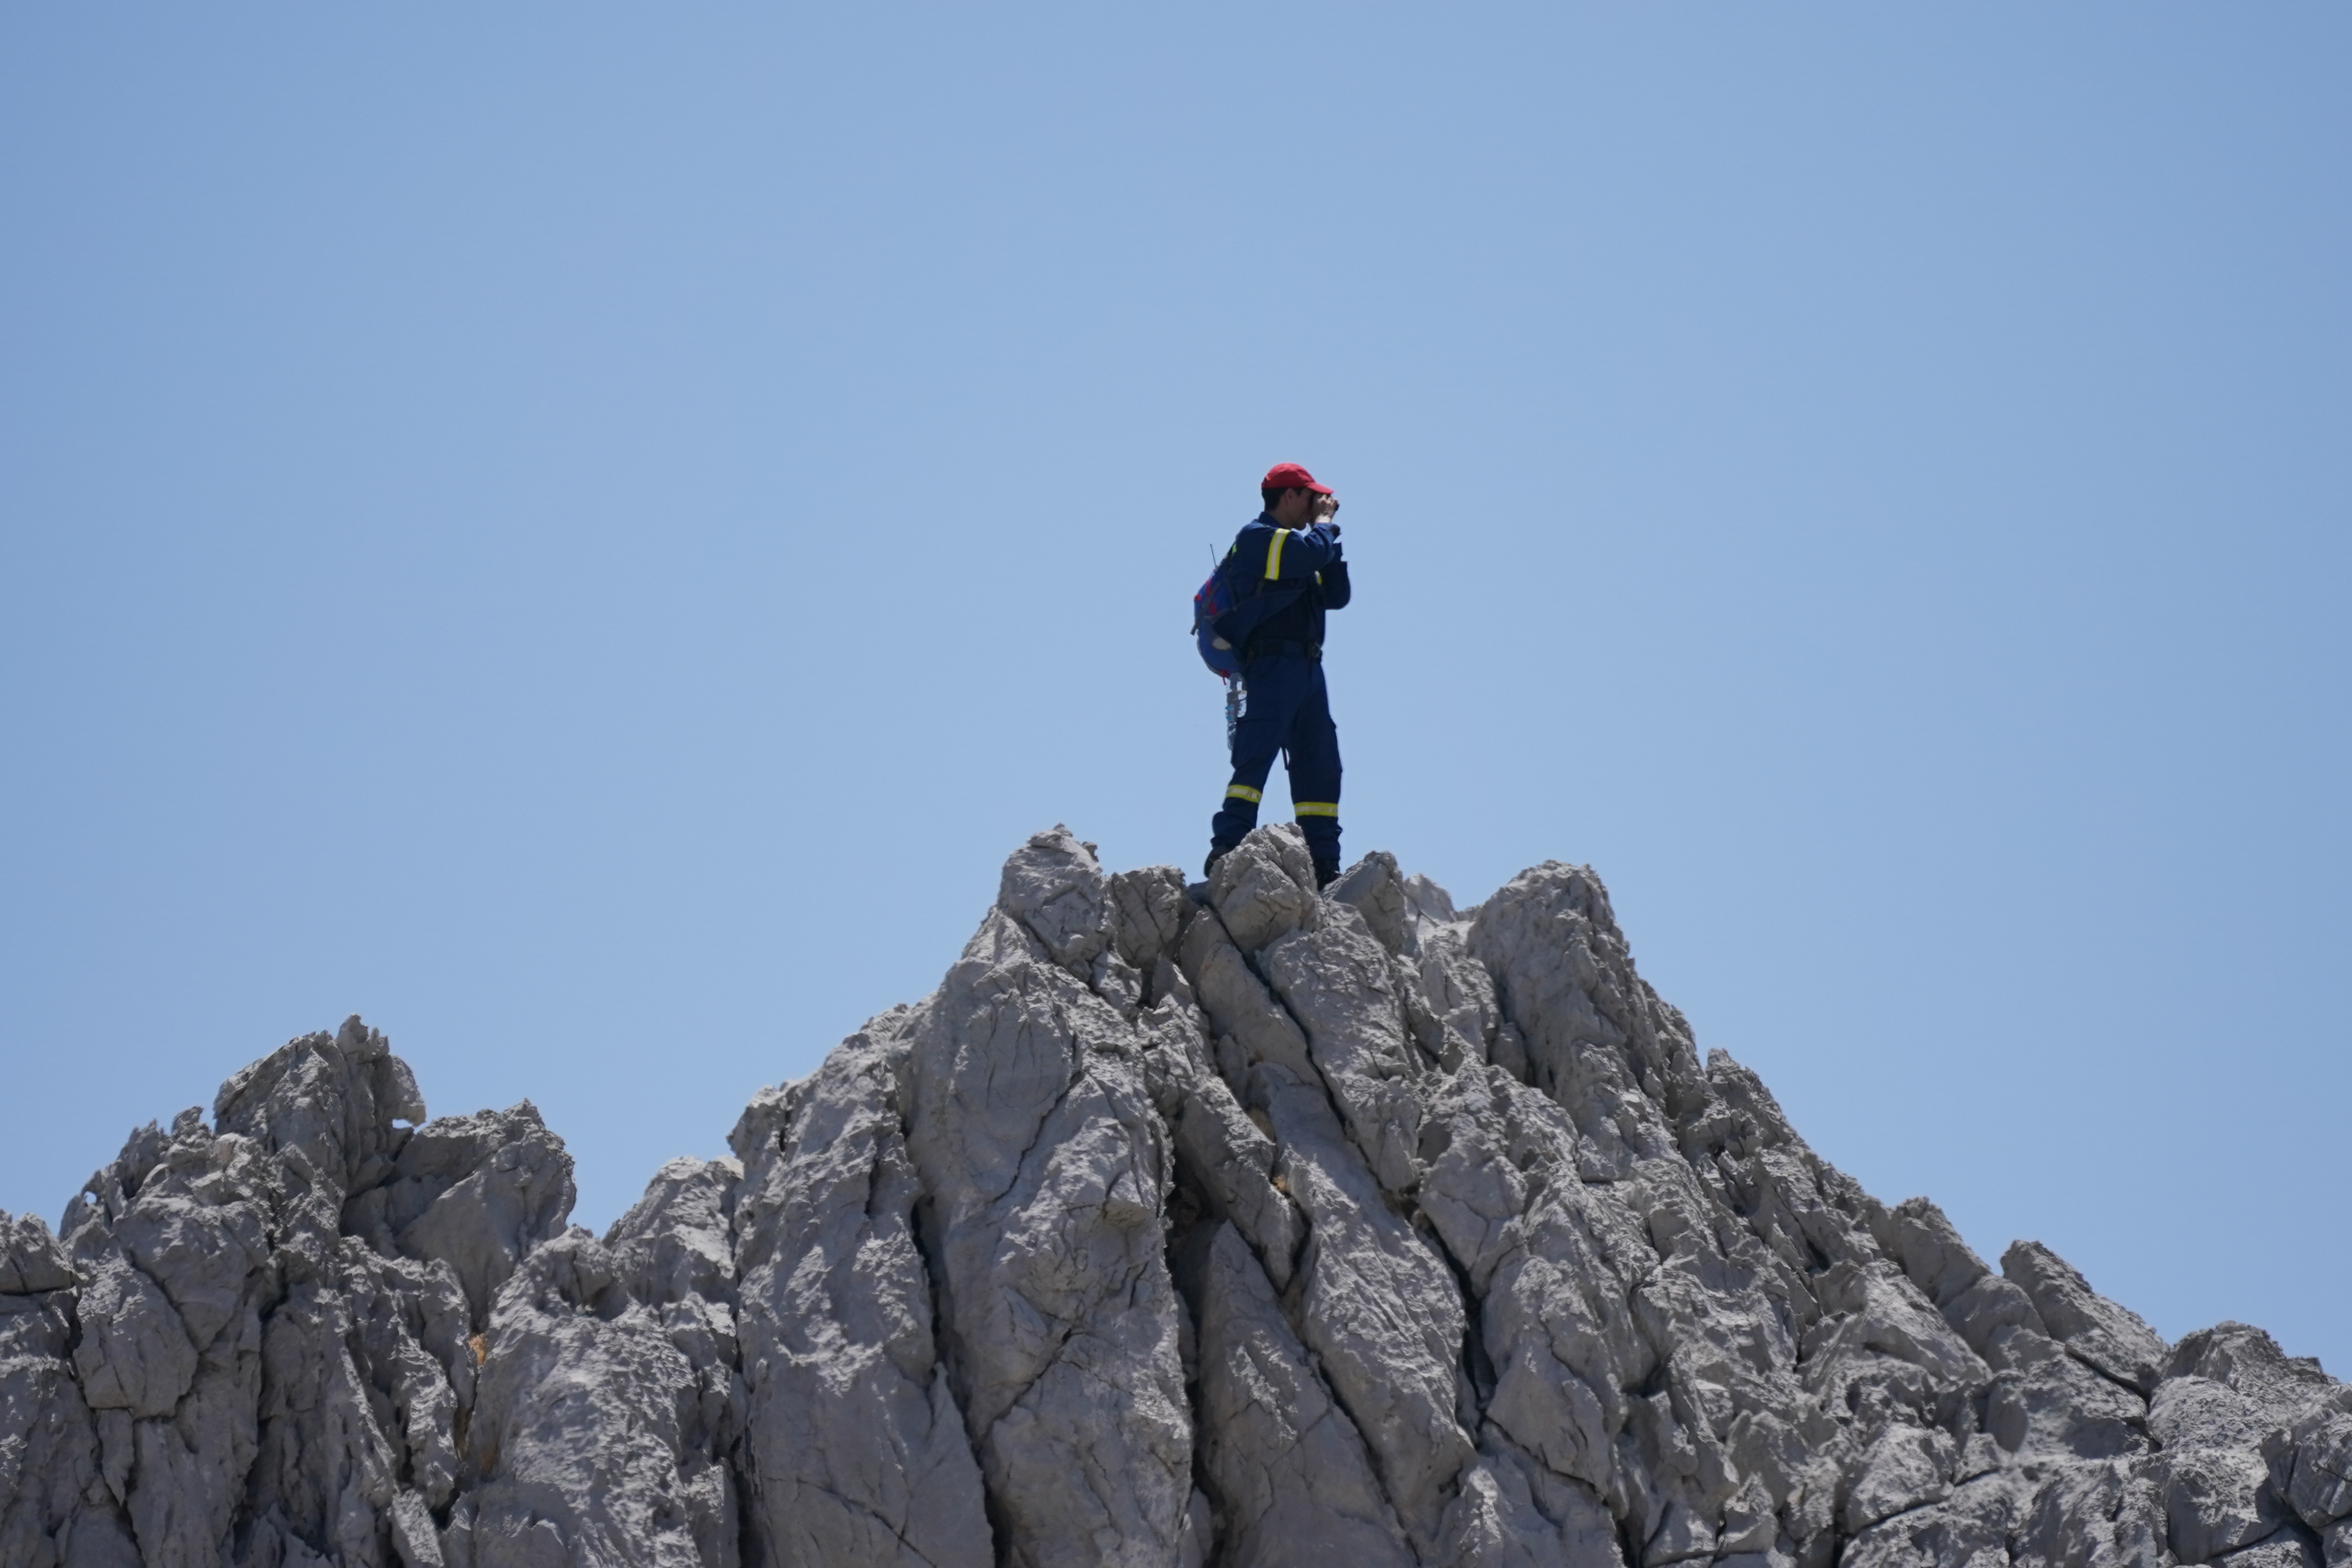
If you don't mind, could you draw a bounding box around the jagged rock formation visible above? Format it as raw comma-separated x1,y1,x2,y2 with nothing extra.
3,825,2344,1568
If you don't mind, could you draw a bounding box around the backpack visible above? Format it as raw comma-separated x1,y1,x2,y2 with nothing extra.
1192,546,1306,678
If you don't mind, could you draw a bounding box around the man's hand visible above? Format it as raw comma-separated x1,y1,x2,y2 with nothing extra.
1315,494,1340,521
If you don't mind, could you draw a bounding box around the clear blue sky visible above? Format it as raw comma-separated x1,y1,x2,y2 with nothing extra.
4,7,2345,1374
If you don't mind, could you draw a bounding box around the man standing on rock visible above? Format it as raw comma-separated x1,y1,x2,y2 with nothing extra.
1205,461,1351,887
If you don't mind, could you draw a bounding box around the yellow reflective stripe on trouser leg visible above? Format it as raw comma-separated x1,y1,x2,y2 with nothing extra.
1265,528,1288,579
1225,785,1263,803
1295,801,1339,817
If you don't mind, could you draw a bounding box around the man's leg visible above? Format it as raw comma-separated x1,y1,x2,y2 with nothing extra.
1208,656,1310,872
1285,663,1343,886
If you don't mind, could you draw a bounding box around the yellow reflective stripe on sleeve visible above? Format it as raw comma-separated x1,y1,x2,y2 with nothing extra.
1294,801,1339,817
1265,528,1288,579
1225,785,1263,803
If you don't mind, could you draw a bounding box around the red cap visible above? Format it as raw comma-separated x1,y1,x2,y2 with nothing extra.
1261,461,1332,495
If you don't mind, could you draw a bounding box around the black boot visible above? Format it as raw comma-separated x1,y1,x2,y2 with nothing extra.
1205,844,1234,878
1313,860,1340,891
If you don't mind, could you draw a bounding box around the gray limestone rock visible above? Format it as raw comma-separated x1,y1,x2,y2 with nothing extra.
2223,1533,2323,1568
24,1021,562,1568
1327,850,1410,958
1258,899,1427,1196
343,1100,575,1330
905,828,1195,1568
2289,1394,2352,1532
1879,1197,1993,1312
1150,1016,1305,1294
339,1242,471,1513
1205,829,1322,953
1253,1059,1474,1554
0,1212,73,1297
1983,1323,2150,1459
213,1016,424,1202
1180,902,1318,1090
1110,863,1193,981
1175,1221,1414,1568
7,826,2336,1568
2148,1374,2293,1562
61,1107,275,1568
998,824,1116,976
2170,1322,2340,1425
1414,923,1503,1073
1469,862,1698,1178
455,1228,731,1568
1940,1272,2050,1364
245,1273,405,1566
2002,1239,2171,1396
0,1221,121,1568
730,1019,990,1568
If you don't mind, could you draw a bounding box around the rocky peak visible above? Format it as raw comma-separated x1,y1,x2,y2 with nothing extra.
1,824,2342,1568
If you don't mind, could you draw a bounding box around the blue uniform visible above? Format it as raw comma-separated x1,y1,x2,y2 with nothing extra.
1209,516,1351,875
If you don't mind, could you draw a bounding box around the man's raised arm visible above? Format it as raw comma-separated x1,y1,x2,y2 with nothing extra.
1263,518,1342,581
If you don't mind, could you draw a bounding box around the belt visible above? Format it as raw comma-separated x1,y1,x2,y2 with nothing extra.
1245,640,1321,662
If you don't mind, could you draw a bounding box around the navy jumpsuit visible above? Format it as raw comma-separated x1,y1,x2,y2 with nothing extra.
1208,516,1351,875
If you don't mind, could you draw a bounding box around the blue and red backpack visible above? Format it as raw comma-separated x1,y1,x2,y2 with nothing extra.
1192,546,1305,679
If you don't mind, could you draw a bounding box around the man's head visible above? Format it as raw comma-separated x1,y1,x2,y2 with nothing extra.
1260,462,1336,528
